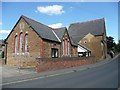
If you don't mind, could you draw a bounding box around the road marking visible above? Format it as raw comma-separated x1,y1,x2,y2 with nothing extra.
2,70,74,86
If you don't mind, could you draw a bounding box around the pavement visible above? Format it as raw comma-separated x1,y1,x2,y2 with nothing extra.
1,54,119,85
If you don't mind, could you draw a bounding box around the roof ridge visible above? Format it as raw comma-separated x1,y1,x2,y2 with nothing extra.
21,15,56,30
71,18,104,25
21,15,67,31
53,27,66,30
52,30,61,42
21,15,63,42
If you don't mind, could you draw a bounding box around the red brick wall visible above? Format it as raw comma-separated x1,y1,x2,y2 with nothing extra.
35,57,96,73
6,18,41,66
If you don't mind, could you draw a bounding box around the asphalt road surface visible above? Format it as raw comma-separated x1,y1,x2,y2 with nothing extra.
3,56,119,88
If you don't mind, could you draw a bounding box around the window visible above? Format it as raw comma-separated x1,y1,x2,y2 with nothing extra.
62,39,64,55
67,40,70,55
62,37,70,56
14,35,18,54
65,38,67,55
51,48,58,58
25,34,28,53
20,33,23,52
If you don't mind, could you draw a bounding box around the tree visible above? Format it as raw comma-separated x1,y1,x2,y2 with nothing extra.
106,36,116,51
115,40,120,53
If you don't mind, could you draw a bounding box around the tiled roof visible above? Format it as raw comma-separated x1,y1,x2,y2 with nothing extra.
22,15,60,42
68,18,105,44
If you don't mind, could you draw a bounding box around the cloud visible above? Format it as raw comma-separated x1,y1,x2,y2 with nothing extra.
36,5,65,15
48,23,63,28
80,0,84,2
0,22,2,26
0,30,11,34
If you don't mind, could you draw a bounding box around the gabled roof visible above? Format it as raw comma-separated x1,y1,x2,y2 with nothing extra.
69,37,78,46
6,15,105,48
22,15,60,42
6,15,77,46
53,27,66,40
68,18,106,44
22,16,77,45
53,27,77,46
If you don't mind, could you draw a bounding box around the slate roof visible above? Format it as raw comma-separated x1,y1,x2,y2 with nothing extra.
22,16,77,46
53,27,77,46
6,15,105,48
53,27,66,40
68,18,105,44
69,37,78,46
22,15,60,42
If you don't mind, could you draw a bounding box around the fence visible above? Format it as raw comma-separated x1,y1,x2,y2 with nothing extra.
35,56,96,73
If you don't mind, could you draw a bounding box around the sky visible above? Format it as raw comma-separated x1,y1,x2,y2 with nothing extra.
0,2,119,43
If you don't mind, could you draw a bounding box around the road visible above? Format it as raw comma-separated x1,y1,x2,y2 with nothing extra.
3,56,119,88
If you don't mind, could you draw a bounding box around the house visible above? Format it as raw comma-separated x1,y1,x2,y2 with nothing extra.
68,18,107,60
4,15,107,66
5,15,77,66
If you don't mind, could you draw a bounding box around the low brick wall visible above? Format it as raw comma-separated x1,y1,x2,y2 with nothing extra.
35,57,96,73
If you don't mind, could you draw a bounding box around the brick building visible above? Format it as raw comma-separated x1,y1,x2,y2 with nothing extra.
5,15,107,66
5,15,77,66
68,18,107,60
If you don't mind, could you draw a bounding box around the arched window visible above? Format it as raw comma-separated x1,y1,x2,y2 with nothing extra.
65,38,67,55
62,37,70,56
62,39,64,55
25,34,28,53
20,33,23,53
67,40,70,55
14,35,18,54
